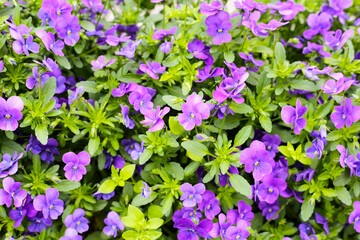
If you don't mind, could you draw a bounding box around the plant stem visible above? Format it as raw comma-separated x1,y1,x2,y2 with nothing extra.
95,0,109,29
313,90,323,104
12,0,17,6
218,102,230,136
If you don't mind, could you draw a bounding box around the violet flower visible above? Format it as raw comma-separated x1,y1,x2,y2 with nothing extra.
294,168,316,182
0,61,3,72
160,36,174,54
0,177,27,208
82,0,104,12
173,207,202,223
209,213,232,239
315,212,329,235
257,178,287,204
111,82,137,97
55,15,81,46
27,212,52,232
13,35,39,56
128,87,154,114
9,195,37,227
33,188,64,220
104,152,125,170
140,106,170,132
103,211,124,237
267,1,304,20
0,96,24,131
242,11,269,37
205,10,233,45
321,77,354,95
349,201,360,233
130,141,144,160
225,220,250,240
62,151,91,182
0,151,22,178
115,40,141,58
65,208,89,233
187,39,214,65
179,183,205,207
59,228,82,240
259,201,280,220
303,12,333,40
41,0,72,22
195,66,223,82
178,94,210,131
330,98,360,129
239,140,275,181
152,26,177,40
299,222,316,240
227,200,254,225
336,145,356,175
261,134,281,158
91,55,116,71
140,182,151,198
213,72,248,104
35,30,64,56
324,29,354,51
175,218,213,240
306,138,324,159
239,52,264,67
198,190,220,220
106,32,131,46
138,61,166,79
119,104,135,129
93,191,115,200
281,99,307,134
199,1,223,15
38,9,55,27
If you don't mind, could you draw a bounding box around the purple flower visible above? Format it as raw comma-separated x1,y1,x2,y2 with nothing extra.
0,151,22,178
336,145,356,175
299,222,316,240
258,19,289,31
115,40,141,58
180,183,205,207
119,104,135,129
322,0,352,25
13,35,39,56
55,15,81,46
330,98,360,129
38,9,55,27
140,106,170,132
175,218,213,240
324,29,354,51
178,94,210,131
173,207,202,223
205,11,233,45
294,168,316,182
306,138,324,159
82,0,104,12
35,30,64,56
198,190,220,220
139,61,166,79
63,151,91,182
93,191,115,200
65,208,89,233
91,55,116,71
239,52,264,67
225,220,250,240
106,32,131,46
42,0,72,22
111,82,137,97
129,87,154,114
130,141,145,160
281,99,307,134
141,182,151,198
153,26,177,40
33,188,64,220
321,77,354,95
239,140,275,181
0,177,27,208
103,211,124,237
9,195,37,228
227,200,254,224
259,201,280,220
187,39,214,65
257,178,287,204
302,42,332,58
195,66,223,82
213,72,248,104
209,213,232,239
0,61,3,72
267,1,305,20
199,1,224,15
39,138,60,164
315,212,329,235
60,228,82,240
261,134,281,158
160,36,174,54
242,11,269,37
212,104,235,120
27,212,52,232
349,201,360,233
303,12,333,40
0,96,24,131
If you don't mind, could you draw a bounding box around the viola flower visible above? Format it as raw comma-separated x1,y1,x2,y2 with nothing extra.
187,39,214,65
239,52,264,67
258,201,280,220
294,168,316,182
41,0,72,22
141,182,151,198
213,72,248,104
175,218,213,240
93,191,115,200
111,82,137,97
324,29,354,51
35,30,64,56
198,190,221,220
302,42,332,58
138,61,166,79
152,26,177,40
65,208,89,233
27,212,52,232
38,9,55,27
261,134,281,158
281,99,307,134
160,36,174,54
69,86,84,104
55,15,81,46
209,213,232,239
178,94,210,131
140,106,170,132
199,1,223,15
0,61,3,72
303,12,333,40
195,66,223,82
315,212,329,235
115,40,141,58
242,11,269,37
267,1,305,20
306,138,324,159
321,77,354,95
322,0,352,25
225,220,250,240
205,10,233,45
9,195,37,227
103,211,124,237
82,0,104,12
227,200,254,225
106,32,131,46
330,98,360,129
0,96,24,131
63,151,91,182
173,207,202,223
130,141,145,160
212,104,235,120
239,140,275,181
258,19,289,31
349,201,360,233
336,145,356,175
59,228,82,240
257,178,287,204
91,55,116,71
180,183,205,207
129,88,154,115
33,188,64,220
13,35,39,56
299,222,316,240
0,177,27,208
0,151,22,178
39,138,60,164
118,104,135,129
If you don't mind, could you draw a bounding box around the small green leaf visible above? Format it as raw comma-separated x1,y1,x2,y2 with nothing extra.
184,161,200,176
165,162,184,180
80,20,95,31
224,51,235,63
234,125,252,147
336,186,352,205
169,116,184,135
35,124,48,145
120,164,136,181
13,5,20,25
230,103,253,114
275,42,286,64
54,55,71,70
98,179,117,194
139,148,153,165
55,180,81,192
128,205,144,221
259,115,272,133
181,140,208,156
301,196,315,221
88,137,100,156
147,218,164,230
41,77,56,104
203,165,216,183
229,174,252,197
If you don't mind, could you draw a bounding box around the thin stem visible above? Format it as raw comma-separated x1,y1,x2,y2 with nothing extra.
218,102,230,136
12,0,17,6
184,0,188,29
313,90,323,104
95,0,109,29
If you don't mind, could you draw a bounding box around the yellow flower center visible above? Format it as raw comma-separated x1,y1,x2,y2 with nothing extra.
269,209,272,212
67,30,71,35
218,29,223,33
57,11,61,16
267,146,271,150
112,226,115,230
268,188,273,193
193,51,197,55
342,115,346,119
78,221,81,225
191,114,195,118
255,161,259,166
50,205,54,209
6,114,10,119
189,195,193,199
73,166,77,170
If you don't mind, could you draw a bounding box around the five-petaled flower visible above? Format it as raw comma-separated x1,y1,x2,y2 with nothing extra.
63,151,91,182
281,99,308,134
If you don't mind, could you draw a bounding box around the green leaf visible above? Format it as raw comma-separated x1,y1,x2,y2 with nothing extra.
80,20,95,31
234,125,252,147
229,174,252,197
203,165,216,183
88,137,100,156
128,205,144,221
184,161,200,176
148,205,163,219
54,55,71,70
290,80,317,91
55,180,81,192
336,186,352,205
35,124,48,145
41,77,56,104
259,115,272,133
139,148,153,165
326,130,342,141
224,51,235,63
131,193,158,207
77,81,98,93
162,193,173,216
314,100,332,119
98,179,117,194
230,103,253,114
181,140,208,156
355,181,360,197
275,42,286,64
301,196,315,221
147,218,164,230
165,162,184,180
169,116,184,135
120,164,136,181
13,5,20,25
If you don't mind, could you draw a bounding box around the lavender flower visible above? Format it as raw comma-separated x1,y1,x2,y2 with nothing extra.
195,66,223,82
175,218,213,240
93,191,115,200
13,35,39,55
82,0,104,12
141,182,151,198
349,201,360,233
178,94,210,131
160,36,174,54
267,1,305,20
330,98,360,129
187,39,214,65
213,72,248,104
59,228,82,240
111,82,137,97
65,208,89,233
199,1,224,15
281,99,307,134
103,211,124,237
140,106,170,132
55,15,81,46
35,30,64,56
152,26,177,40
0,151,22,178
259,201,280,220
115,40,141,58
138,61,166,79
225,220,250,240
336,145,356,175
0,177,27,208
91,55,116,71
257,178,287,204
180,183,205,207
63,151,91,182
198,190,221,220
321,77,354,95
42,0,72,21
205,10,233,45
27,212,52,232
9,195,37,227
324,29,354,51
209,213,232,239
315,212,329,235
227,200,254,224
128,87,154,114
303,12,333,40
33,188,64,220
0,96,24,131
261,134,281,158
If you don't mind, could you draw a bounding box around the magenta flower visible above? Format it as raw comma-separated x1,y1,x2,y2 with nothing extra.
55,15,81,46
336,145,356,175
178,94,210,131
257,178,287,204
199,1,224,15
349,201,360,233
41,0,72,22
267,1,305,20
103,211,124,237
59,228,82,240
213,72,248,104
239,140,275,181
64,208,89,233
128,87,154,114
321,77,354,95
35,30,64,56
324,29,354,51
82,0,104,12
205,10,233,45
33,188,64,220
242,11,269,37
111,82,137,97
180,183,205,207
0,61,3,72
187,39,214,65
281,99,307,134
0,96,24,131
303,12,333,40
195,66,223,82
140,106,170,132
91,55,116,71
0,177,27,208
139,61,166,79
63,151,91,182
330,98,360,129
